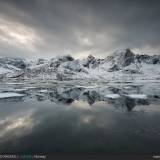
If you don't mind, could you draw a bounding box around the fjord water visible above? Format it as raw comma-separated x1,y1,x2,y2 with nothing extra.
0,81,160,154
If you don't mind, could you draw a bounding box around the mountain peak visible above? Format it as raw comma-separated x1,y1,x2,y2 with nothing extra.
111,48,135,67
87,55,95,60
83,55,99,68
112,48,133,56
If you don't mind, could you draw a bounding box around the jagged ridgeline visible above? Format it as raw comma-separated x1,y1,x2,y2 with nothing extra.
0,49,160,81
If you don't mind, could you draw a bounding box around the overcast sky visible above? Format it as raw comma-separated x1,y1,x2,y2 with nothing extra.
0,0,160,59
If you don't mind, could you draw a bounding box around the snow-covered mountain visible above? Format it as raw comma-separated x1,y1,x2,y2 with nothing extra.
0,49,160,81
0,57,30,75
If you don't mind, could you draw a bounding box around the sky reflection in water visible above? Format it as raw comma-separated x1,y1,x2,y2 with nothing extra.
0,83,160,153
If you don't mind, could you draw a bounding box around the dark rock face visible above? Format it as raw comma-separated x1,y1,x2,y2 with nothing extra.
152,55,160,64
121,48,135,67
58,55,74,62
49,60,61,68
107,48,160,70
83,55,101,68
108,64,120,72
152,57,160,64
135,54,160,64
108,48,135,68
0,58,27,69
49,55,74,68
83,55,95,68
135,55,151,63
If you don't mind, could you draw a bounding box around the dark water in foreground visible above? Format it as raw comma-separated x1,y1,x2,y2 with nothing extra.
0,82,160,154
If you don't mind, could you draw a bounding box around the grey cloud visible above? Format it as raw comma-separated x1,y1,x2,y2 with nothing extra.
0,0,160,59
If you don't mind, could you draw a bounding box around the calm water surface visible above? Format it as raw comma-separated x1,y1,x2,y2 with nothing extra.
0,82,160,154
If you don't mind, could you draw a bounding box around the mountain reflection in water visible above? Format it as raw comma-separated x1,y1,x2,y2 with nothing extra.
0,82,160,153
0,83,158,111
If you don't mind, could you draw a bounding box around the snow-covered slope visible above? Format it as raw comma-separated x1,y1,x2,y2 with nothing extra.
0,57,30,77
0,49,160,81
